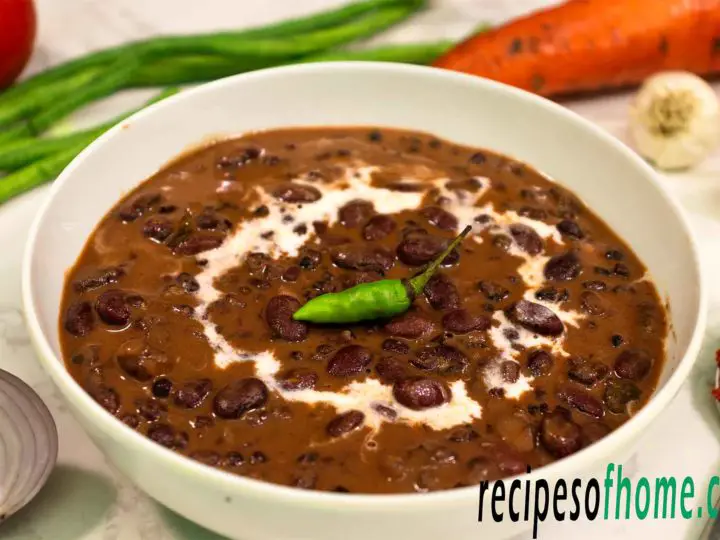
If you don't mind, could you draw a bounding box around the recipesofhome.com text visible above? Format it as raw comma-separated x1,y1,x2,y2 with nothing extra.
478,464,718,538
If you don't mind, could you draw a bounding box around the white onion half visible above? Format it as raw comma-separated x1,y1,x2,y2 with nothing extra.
0,369,58,521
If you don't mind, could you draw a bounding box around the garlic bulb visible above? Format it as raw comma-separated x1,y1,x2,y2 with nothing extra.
0,369,57,521
629,72,720,170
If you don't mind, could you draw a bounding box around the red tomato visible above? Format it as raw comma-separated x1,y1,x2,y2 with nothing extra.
0,0,36,88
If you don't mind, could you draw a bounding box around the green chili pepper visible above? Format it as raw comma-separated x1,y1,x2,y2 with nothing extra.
293,225,472,324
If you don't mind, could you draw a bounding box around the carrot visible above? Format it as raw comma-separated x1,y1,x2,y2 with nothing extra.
433,0,720,97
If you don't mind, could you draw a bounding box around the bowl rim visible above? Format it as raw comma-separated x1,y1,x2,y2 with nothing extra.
21,61,708,509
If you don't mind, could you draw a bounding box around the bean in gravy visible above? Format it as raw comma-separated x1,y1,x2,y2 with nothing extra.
59,128,667,494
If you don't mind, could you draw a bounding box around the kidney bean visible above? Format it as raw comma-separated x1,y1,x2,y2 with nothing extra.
449,425,479,443
493,235,512,252
509,224,543,255
118,193,162,222
327,410,365,437
544,252,582,281
478,281,509,302
583,280,607,291
382,339,409,355
173,379,212,409
221,452,245,468
384,312,436,339
442,309,491,334
121,414,140,428
90,385,120,415
176,272,199,293
362,215,397,241
466,457,500,484
393,377,451,410
148,423,187,449
143,217,174,243
339,200,374,227
271,183,322,203
446,177,483,192
73,266,125,293
397,235,457,266
517,206,546,220
567,357,608,387
136,398,166,422
152,377,173,399
282,266,301,282
558,386,604,418
614,349,652,381
375,357,408,384
331,246,394,273
327,345,372,377
420,206,458,231
581,423,611,445
298,249,322,270
506,300,564,336
540,408,582,458
604,379,642,414
424,274,460,310
174,234,224,255
580,291,607,316
95,289,131,326
556,219,584,239
534,287,568,303
501,361,520,383
265,295,308,342
373,404,397,420
116,340,169,381
213,378,268,419
64,301,95,337
527,350,553,376
412,345,468,375
278,369,318,391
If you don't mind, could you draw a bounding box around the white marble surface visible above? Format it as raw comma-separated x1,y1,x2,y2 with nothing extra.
1,0,720,538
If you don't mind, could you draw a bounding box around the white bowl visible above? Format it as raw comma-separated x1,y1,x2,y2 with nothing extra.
22,63,706,540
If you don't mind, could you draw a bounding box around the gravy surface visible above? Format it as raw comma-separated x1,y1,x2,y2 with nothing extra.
59,128,667,493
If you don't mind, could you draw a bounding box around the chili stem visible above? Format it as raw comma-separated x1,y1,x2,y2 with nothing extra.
406,225,473,295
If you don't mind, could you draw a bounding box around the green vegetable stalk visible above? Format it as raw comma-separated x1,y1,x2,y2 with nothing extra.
0,87,179,171
0,0,426,127
293,225,472,323
0,88,180,203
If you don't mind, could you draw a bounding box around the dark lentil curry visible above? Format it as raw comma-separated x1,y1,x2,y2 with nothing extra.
59,127,667,494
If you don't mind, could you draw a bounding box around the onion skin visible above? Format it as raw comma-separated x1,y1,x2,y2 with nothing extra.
0,368,57,520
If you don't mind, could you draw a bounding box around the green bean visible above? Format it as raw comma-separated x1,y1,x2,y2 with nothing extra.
126,5,418,59
0,123,32,144
0,2,422,129
0,87,179,171
0,88,180,202
300,40,454,64
25,56,141,137
129,40,452,87
0,68,102,129
0,143,87,204
0,0,422,109
293,226,472,324
130,56,270,87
